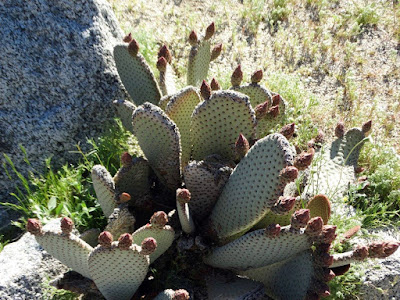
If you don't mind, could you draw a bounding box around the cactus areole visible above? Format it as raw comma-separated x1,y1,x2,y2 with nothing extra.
27,23,399,300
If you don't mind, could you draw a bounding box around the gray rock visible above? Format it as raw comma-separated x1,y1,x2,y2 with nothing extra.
0,0,125,232
359,229,400,299
0,219,69,299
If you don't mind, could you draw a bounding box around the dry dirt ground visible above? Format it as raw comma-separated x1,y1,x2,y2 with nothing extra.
109,0,400,152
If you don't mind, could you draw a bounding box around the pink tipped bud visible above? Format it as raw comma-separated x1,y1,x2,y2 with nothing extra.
119,192,131,203
315,243,331,254
128,39,139,56
210,78,221,90
177,188,191,204
267,105,280,118
368,241,385,258
305,217,324,236
211,43,222,61
235,133,250,161
280,166,299,182
173,289,190,300
272,196,296,215
318,225,337,244
383,241,400,257
123,33,132,43
231,65,243,86
98,231,113,248
291,209,310,230
121,152,132,167
314,280,331,297
294,150,314,171
251,70,263,83
255,100,269,119
279,123,295,139
200,80,211,100
271,94,281,106
188,30,198,46
335,121,345,138
318,268,336,282
156,56,168,72
141,237,157,255
61,217,74,234
205,22,215,40
353,245,369,260
26,218,42,235
150,211,168,228
362,120,372,134
265,223,281,238
118,233,133,250
158,44,172,64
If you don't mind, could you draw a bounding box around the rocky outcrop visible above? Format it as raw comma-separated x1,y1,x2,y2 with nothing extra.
0,0,125,232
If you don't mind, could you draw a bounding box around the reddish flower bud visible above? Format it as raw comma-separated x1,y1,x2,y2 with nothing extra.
121,152,132,167
313,280,330,297
305,217,324,236
98,231,113,248
61,217,74,234
272,196,296,215
128,39,139,56
294,150,314,171
279,123,295,139
205,22,215,40
335,121,345,138
267,105,280,118
265,223,281,238
318,268,336,282
382,241,400,257
200,80,211,100
271,94,281,106
176,188,191,204
211,43,222,61
118,233,133,250
119,192,131,203
280,166,299,182
210,78,221,90
141,237,157,255
156,56,168,72
315,130,325,145
158,44,172,64
251,70,263,83
353,245,369,260
315,252,334,267
188,30,198,46
255,101,269,119
234,133,250,161
123,33,132,43
231,65,243,87
368,241,385,258
150,211,168,228
362,120,372,134
26,218,42,236
291,209,310,230
318,225,337,244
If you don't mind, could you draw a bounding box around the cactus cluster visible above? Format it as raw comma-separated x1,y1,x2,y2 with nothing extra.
27,24,399,300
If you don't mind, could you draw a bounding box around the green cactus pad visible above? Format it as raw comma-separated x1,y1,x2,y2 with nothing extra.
208,134,295,243
114,43,161,105
132,224,175,263
187,40,211,86
159,63,177,96
183,158,232,221
206,274,266,299
91,165,117,218
231,84,272,109
304,128,366,201
88,243,149,300
35,230,93,279
190,90,256,162
240,250,314,300
306,194,331,224
113,157,152,208
204,226,311,271
112,99,136,133
105,205,136,239
132,103,182,191
165,86,202,168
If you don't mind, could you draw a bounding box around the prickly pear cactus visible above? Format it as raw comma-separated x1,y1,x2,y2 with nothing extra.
27,24,400,300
